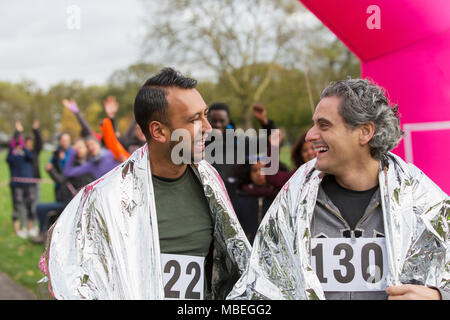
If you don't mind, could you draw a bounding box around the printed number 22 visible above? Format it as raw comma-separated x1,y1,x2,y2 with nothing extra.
164,260,201,299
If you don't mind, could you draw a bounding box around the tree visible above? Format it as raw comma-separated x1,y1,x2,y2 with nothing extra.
108,62,162,89
211,63,315,142
0,80,52,138
47,81,107,138
141,0,310,128
295,24,361,97
59,105,80,140
106,62,162,133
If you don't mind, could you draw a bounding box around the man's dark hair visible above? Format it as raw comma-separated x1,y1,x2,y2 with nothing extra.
208,102,230,116
134,67,198,141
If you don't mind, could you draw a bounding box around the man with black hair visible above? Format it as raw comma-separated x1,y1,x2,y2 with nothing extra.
39,67,250,300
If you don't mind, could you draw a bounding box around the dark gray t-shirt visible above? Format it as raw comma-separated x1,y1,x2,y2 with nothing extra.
321,175,379,230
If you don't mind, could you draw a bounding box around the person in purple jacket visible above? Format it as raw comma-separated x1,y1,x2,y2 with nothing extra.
63,135,119,180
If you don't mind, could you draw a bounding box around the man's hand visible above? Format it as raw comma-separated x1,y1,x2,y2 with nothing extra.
268,130,282,148
104,96,119,118
62,99,79,114
252,103,268,125
15,121,24,132
59,150,66,160
386,284,441,300
32,119,40,130
45,163,53,172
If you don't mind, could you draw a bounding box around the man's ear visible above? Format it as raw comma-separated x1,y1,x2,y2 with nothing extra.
359,122,375,146
149,121,169,143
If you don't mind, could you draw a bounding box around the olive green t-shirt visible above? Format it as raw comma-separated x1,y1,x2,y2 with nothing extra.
152,166,213,257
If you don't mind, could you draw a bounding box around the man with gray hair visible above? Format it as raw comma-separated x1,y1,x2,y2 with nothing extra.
228,78,449,300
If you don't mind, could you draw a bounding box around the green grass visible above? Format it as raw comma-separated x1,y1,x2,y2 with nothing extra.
0,150,55,296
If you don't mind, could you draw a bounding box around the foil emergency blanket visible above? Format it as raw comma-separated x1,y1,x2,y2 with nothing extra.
39,144,251,299
227,152,449,299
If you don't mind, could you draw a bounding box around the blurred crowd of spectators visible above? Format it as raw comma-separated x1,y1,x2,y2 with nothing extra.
6,97,315,245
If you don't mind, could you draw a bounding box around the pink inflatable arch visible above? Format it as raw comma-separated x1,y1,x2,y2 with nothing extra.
299,0,450,193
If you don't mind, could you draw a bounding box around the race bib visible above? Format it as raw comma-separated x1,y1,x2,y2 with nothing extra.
160,253,205,300
310,238,388,292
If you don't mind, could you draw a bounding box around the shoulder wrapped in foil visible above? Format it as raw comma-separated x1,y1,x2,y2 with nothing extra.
228,152,449,300
39,144,251,299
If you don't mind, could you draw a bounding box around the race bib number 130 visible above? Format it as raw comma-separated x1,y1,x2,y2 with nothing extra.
160,254,205,300
310,238,388,292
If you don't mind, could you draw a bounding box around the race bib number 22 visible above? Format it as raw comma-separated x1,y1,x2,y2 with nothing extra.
160,254,205,300
310,238,388,292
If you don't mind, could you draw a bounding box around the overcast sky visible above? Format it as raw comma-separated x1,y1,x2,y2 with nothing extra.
0,0,146,90
0,1,323,91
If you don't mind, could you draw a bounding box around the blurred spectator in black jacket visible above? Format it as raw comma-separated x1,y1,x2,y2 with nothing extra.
24,120,43,184
206,102,277,206
7,121,38,238
231,157,282,244
24,120,43,238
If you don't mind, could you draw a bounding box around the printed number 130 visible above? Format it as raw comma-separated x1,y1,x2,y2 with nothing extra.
311,242,384,284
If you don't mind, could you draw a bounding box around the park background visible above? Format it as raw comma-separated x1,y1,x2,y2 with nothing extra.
0,0,360,297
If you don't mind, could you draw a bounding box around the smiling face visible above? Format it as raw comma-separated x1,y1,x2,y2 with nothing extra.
305,96,362,176
164,88,212,162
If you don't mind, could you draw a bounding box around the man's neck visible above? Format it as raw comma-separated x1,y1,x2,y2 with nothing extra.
149,143,187,179
334,157,380,191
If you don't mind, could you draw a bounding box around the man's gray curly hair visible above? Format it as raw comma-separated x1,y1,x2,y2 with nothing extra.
321,78,404,160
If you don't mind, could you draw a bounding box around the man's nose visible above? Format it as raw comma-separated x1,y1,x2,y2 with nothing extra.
203,116,212,133
305,126,318,142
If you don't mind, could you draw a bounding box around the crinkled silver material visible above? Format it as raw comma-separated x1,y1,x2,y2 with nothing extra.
39,144,251,299
228,152,449,300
